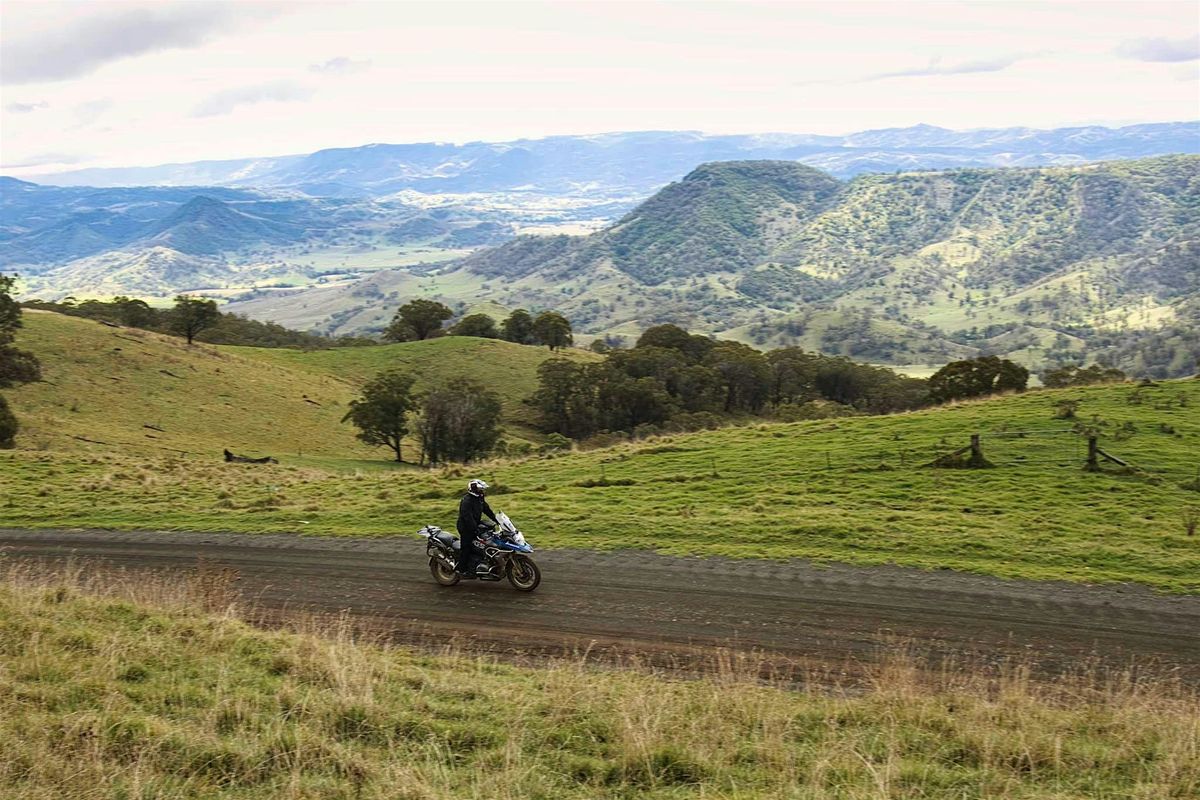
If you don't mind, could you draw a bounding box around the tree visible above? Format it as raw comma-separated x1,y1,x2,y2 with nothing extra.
1042,364,1126,388
0,274,41,389
385,299,452,342
112,296,158,329
531,359,594,438
532,311,573,351
635,323,713,363
416,377,503,464
0,396,16,449
449,313,500,339
928,356,1028,403
0,274,22,337
636,324,692,352
169,295,220,345
609,346,687,391
0,274,42,446
705,341,770,413
995,359,1030,393
672,364,725,412
766,347,822,405
500,309,535,344
341,369,418,462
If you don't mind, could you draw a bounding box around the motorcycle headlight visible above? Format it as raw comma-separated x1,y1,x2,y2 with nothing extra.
513,532,526,546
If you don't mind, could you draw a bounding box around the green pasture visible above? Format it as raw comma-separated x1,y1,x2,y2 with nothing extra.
4,367,1198,592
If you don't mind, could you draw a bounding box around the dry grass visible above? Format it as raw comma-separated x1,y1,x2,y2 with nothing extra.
1,560,1197,799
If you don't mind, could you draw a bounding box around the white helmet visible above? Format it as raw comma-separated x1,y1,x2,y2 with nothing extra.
467,479,489,496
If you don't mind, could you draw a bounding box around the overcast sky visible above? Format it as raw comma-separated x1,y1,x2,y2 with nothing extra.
1,0,1198,177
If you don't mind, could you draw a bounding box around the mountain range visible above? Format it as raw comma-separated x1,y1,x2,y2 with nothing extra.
2,122,1197,375
0,176,537,296
227,155,1199,376
24,122,1200,197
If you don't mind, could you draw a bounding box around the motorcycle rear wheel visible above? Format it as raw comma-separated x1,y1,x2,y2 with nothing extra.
507,556,541,592
430,557,461,586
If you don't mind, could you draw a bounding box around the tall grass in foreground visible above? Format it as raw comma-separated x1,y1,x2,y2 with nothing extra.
1,561,1197,799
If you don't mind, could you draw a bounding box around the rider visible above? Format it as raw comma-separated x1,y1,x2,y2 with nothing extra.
457,478,499,575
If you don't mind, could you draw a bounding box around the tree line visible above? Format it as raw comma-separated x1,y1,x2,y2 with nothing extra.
384,299,573,350
530,324,933,442
22,296,376,348
1,275,43,447
528,324,1048,445
22,295,578,353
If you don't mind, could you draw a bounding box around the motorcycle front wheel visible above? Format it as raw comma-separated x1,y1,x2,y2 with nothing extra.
506,556,541,592
430,557,461,586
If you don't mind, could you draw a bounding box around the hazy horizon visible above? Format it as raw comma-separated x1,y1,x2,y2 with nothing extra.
6,118,1198,183
2,0,1197,179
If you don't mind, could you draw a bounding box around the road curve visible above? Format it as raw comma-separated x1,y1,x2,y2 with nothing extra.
2,529,1198,683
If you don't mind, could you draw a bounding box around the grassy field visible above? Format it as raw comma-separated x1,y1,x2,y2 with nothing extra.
6,312,594,465
4,349,1199,590
2,563,1195,799
226,335,597,435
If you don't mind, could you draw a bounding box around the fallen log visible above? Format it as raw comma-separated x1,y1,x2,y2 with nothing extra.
223,448,278,465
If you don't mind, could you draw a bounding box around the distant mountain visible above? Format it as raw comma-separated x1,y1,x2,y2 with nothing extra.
232,155,1199,376
461,154,1198,312
0,175,528,285
139,196,305,256
24,122,1200,195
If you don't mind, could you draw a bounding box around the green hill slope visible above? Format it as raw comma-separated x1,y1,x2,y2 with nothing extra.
5,369,1198,591
4,312,594,464
226,335,598,434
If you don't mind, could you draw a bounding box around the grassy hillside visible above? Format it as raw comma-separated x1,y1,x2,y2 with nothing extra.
5,312,593,466
2,568,1195,799
4,367,1198,591
227,335,598,434
6,311,371,464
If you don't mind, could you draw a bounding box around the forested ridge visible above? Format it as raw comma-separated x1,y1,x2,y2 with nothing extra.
461,156,1199,376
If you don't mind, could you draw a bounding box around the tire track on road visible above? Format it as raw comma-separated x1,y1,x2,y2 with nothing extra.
2,528,1197,682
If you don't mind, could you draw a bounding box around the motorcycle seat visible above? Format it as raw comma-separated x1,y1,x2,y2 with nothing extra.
432,531,460,550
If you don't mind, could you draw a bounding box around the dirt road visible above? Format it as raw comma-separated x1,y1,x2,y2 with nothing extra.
3,528,1198,682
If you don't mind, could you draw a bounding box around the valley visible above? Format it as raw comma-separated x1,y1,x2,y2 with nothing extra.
229,156,1200,377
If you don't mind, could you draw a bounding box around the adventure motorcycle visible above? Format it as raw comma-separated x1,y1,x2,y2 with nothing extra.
418,512,541,592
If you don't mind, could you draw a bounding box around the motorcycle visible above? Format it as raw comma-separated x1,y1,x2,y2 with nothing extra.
418,512,541,592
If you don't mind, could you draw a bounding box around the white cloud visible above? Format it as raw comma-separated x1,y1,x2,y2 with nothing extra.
72,98,114,128
309,57,372,75
0,3,280,85
0,151,86,169
5,101,49,114
191,81,314,118
861,54,1033,82
1,1,1197,176
1116,35,1200,63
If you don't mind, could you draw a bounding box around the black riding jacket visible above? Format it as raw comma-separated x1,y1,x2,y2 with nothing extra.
457,492,498,539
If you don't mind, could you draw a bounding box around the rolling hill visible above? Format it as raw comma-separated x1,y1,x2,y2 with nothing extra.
4,312,596,465
6,122,1197,313
1,312,1197,590
249,155,1197,374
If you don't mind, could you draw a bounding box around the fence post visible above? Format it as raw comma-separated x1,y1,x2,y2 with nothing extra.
1085,436,1099,472
967,433,988,468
